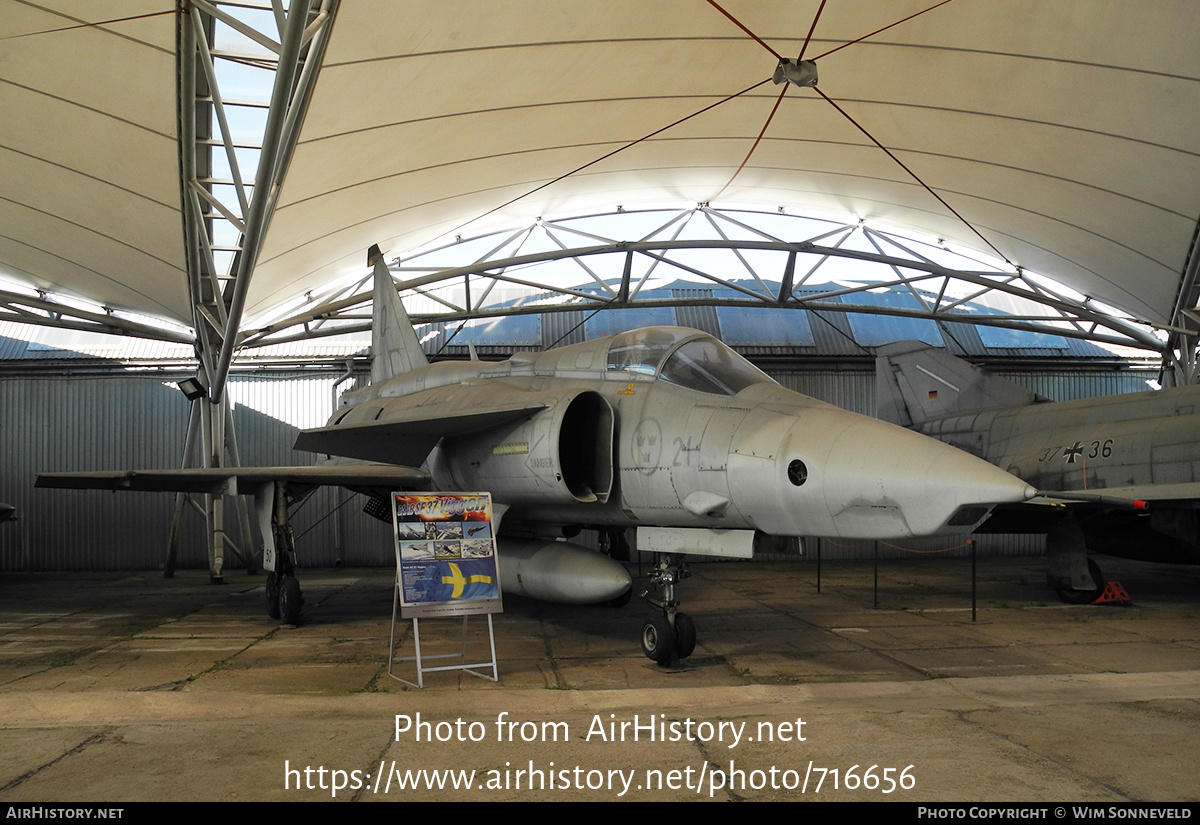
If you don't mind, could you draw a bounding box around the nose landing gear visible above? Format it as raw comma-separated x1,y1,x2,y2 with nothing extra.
640,554,697,666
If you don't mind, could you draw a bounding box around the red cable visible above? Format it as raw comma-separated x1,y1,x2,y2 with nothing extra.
707,0,829,199
797,0,828,61
711,85,789,201
705,0,783,60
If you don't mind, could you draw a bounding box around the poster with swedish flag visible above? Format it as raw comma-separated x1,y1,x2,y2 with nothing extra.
392,492,503,618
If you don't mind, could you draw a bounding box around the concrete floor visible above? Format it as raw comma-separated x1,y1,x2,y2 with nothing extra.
1,554,1198,802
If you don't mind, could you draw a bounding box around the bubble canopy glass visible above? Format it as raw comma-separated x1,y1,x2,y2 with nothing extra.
604,327,772,396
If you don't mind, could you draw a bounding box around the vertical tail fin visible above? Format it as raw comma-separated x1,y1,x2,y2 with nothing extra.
369,244,428,383
876,341,1044,426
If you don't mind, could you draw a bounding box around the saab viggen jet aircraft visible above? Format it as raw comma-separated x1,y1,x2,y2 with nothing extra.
39,248,1035,663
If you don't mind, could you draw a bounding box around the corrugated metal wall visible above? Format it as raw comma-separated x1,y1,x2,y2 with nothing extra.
3,376,191,570
1000,371,1154,402
773,370,877,415
0,372,391,572
770,367,1157,416
0,363,1155,570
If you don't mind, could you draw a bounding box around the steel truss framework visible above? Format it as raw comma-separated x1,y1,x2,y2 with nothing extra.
0,287,192,343
1166,226,1200,387
174,0,337,580
241,207,1165,357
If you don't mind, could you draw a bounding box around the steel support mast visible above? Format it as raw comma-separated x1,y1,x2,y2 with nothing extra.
175,0,338,580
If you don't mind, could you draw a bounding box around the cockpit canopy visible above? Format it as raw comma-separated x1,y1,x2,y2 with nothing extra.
605,327,773,396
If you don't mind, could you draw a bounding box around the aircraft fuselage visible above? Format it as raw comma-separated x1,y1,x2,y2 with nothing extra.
318,327,1033,541
915,385,1200,491
914,386,1200,561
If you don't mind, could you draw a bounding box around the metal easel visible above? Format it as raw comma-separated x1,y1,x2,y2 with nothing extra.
387,567,499,689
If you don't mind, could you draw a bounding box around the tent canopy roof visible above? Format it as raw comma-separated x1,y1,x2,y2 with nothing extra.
3,1,1198,335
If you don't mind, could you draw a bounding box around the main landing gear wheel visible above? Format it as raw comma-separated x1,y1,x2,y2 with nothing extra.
1057,558,1104,605
262,483,305,624
278,576,303,624
673,612,696,659
641,616,674,663
265,572,281,619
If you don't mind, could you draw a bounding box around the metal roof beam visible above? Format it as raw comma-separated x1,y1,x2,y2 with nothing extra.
238,295,1148,353
237,234,1163,353
0,290,193,343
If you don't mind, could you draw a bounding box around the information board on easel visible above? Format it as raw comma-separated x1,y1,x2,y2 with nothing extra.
388,492,501,686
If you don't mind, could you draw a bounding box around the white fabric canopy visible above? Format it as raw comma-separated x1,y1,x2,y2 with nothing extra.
3,1,1199,330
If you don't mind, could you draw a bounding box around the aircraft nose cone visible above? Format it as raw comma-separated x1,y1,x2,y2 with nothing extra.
818,418,1035,537
730,409,1034,539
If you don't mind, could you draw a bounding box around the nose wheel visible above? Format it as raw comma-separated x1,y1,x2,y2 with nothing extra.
640,554,697,666
641,616,675,662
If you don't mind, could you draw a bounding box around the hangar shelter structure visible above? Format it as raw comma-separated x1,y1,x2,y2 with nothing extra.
2,1,1200,577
